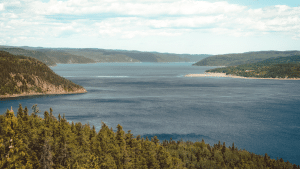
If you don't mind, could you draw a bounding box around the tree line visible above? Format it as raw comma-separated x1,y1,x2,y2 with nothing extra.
0,104,299,169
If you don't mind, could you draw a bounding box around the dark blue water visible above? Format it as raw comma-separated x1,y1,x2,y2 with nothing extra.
1,63,300,165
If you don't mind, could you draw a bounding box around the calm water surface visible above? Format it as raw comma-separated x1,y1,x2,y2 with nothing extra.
1,63,300,165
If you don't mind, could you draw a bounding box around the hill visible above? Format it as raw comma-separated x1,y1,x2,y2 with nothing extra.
37,49,96,64
194,51,300,66
0,46,96,66
61,48,142,62
0,47,57,66
0,104,299,168
205,55,300,78
0,51,86,98
62,48,211,63
1,46,211,63
61,48,190,62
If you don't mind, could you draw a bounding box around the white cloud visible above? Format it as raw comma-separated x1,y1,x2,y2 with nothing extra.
0,0,299,51
29,0,245,16
0,3,4,11
147,15,226,28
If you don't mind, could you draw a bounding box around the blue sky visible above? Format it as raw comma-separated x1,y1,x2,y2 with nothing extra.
0,0,299,54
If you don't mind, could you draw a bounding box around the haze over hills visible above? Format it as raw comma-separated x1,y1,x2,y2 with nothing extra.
194,51,300,66
0,46,96,66
0,51,86,98
0,47,57,66
5,45,300,68
36,49,96,64
0,46,211,65
61,48,211,63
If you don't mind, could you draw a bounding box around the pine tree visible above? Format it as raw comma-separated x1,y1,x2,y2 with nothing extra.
116,124,129,169
39,138,53,169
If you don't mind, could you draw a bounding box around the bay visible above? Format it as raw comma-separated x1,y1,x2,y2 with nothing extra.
1,62,300,165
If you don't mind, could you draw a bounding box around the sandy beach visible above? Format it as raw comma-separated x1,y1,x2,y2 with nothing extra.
185,72,300,80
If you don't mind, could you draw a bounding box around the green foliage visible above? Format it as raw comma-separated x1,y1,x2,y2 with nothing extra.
194,50,300,66
0,51,84,96
0,104,299,168
206,55,300,78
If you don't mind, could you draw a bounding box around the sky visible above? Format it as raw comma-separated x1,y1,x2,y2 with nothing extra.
0,0,300,54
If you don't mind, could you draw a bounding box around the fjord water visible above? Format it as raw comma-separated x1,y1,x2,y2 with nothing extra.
1,63,300,165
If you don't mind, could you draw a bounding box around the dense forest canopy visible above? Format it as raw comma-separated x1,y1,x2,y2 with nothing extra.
194,51,300,66
205,55,300,78
0,104,299,169
0,51,85,96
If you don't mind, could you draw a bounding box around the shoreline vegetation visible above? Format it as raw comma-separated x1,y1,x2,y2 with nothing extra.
0,104,299,168
185,72,300,80
0,88,87,99
191,55,300,80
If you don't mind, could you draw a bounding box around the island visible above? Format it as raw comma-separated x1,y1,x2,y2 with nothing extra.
0,51,87,99
185,72,300,80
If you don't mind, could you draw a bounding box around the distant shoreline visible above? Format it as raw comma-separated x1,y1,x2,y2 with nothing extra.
185,72,300,80
0,89,87,99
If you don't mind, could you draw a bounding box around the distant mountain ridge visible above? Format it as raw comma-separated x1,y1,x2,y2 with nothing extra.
36,49,96,64
194,51,300,66
0,45,211,65
0,47,57,66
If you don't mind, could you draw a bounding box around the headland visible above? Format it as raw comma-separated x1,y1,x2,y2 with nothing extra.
185,73,300,80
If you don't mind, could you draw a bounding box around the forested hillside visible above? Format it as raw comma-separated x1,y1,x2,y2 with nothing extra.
61,48,191,62
37,49,96,64
194,51,300,66
0,51,86,97
61,49,210,63
0,45,210,64
0,47,96,66
0,47,56,66
0,104,299,169
206,55,300,78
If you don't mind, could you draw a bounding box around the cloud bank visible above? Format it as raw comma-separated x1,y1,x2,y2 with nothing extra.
0,0,299,53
